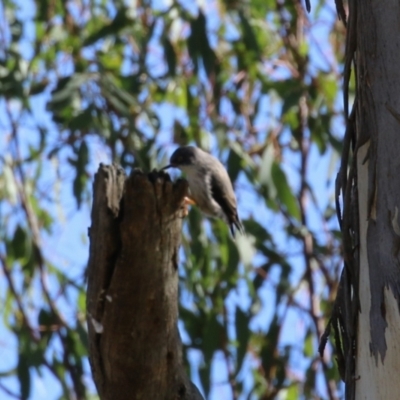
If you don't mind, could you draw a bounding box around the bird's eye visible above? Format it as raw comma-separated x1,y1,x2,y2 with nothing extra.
177,156,183,162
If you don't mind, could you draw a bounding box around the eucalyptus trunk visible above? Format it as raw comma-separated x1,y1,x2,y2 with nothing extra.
326,0,400,399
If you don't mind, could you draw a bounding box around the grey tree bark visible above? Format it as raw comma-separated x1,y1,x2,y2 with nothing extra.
355,1,400,398
86,164,203,400
321,1,400,399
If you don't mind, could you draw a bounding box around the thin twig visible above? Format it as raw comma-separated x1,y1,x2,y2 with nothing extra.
0,254,39,342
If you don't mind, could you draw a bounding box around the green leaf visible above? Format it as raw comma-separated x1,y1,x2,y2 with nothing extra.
286,383,300,400
271,162,301,221
0,160,18,204
319,73,338,108
118,74,141,95
38,308,58,340
258,144,274,187
69,106,94,132
227,149,242,182
224,236,240,281
235,307,250,372
17,353,30,400
305,363,317,396
202,47,217,80
83,8,133,47
203,314,222,362
238,11,260,57
0,70,24,99
173,120,189,145
35,0,50,21
243,219,271,243
198,364,210,397
10,18,23,42
12,225,31,261
100,73,138,116
46,74,88,123
72,141,89,208
48,74,88,105
188,11,216,78
29,79,49,95
76,320,89,353
303,329,314,357
163,35,176,77
179,308,201,343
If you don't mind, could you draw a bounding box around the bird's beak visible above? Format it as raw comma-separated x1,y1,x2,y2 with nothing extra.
161,165,172,170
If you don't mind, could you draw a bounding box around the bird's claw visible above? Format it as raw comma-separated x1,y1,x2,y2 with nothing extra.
184,196,196,206
180,196,196,218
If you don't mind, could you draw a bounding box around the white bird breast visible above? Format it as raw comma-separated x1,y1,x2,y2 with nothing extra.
180,165,224,219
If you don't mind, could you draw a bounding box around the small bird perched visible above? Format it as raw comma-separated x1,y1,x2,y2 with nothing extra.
162,146,244,236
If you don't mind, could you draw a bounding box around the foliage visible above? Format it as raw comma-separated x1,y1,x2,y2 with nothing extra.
0,0,345,398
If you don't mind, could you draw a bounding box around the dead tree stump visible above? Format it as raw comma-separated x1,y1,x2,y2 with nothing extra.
86,164,203,400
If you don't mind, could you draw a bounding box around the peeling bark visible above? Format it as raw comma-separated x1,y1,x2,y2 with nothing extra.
355,1,400,397
86,164,203,400
321,1,400,399
357,0,400,362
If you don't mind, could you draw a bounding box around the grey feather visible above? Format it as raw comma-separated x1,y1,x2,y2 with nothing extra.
164,146,244,236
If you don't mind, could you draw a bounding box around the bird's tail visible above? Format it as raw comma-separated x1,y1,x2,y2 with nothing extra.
230,216,245,237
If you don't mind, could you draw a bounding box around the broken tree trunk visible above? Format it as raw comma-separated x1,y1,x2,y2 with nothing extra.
86,164,203,400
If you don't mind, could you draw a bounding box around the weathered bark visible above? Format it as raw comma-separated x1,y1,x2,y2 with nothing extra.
320,1,400,399
86,164,203,400
355,0,400,398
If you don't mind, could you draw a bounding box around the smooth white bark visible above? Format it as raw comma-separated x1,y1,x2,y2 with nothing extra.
356,140,400,399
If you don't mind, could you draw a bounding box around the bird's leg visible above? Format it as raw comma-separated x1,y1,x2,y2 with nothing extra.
184,196,196,206
181,196,196,217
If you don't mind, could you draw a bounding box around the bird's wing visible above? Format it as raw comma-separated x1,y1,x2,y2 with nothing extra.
210,171,244,236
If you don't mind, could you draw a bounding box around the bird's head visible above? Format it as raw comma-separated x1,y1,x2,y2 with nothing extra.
162,146,198,171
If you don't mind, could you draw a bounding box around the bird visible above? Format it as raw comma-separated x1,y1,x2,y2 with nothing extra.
162,146,244,236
